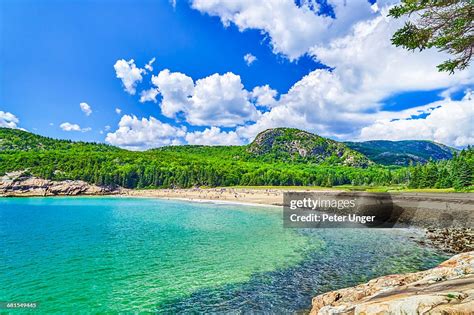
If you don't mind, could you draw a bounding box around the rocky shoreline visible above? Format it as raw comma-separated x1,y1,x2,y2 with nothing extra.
310,251,474,314
2,174,473,314
0,172,119,196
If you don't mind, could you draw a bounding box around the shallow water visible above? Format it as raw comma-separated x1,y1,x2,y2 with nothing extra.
0,197,448,313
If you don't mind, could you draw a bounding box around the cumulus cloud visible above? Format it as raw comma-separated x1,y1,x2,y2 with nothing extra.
226,7,472,143
188,72,259,126
244,53,257,66
79,102,92,116
111,2,473,147
359,90,474,147
60,122,91,132
151,69,194,117
309,13,472,107
151,70,260,127
251,85,278,108
105,115,186,150
114,59,145,95
0,110,20,129
115,108,122,114
139,88,159,103
191,0,379,60
185,127,244,145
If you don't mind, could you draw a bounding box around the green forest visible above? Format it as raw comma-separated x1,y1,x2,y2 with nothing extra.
0,128,472,191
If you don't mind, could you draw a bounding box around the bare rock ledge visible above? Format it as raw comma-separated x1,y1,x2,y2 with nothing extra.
0,171,119,196
310,251,474,314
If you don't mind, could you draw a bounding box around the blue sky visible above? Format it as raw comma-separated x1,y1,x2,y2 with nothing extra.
1,0,472,148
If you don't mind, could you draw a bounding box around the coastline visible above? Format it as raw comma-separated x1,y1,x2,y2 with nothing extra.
2,182,473,313
2,176,473,253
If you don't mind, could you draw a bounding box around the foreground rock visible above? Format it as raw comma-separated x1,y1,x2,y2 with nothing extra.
0,171,119,196
310,251,474,314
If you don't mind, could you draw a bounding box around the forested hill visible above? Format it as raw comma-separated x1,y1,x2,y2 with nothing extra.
345,140,456,166
247,128,370,167
0,127,471,190
0,128,121,152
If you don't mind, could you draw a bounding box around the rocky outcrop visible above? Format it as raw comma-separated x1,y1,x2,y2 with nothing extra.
0,171,119,196
310,251,474,314
247,128,372,167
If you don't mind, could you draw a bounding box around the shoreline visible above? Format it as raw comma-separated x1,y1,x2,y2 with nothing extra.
2,185,473,313
3,186,472,254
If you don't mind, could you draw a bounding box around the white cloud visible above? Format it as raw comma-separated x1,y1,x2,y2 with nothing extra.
359,90,474,147
145,57,156,72
251,85,278,108
60,122,80,131
0,110,20,129
139,88,159,103
151,69,194,118
185,127,244,145
60,122,91,132
152,70,260,127
227,8,473,143
79,102,92,116
115,108,122,114
191,0,378,60
244,53,257,66
114,59,145,95
112,2,473,147
105,115,186,150
309,12,472,106
188,72,259,126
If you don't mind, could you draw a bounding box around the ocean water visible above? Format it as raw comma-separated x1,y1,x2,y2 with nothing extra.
0,197,448,313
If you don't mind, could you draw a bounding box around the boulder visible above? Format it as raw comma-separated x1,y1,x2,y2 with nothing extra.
310,251,474,315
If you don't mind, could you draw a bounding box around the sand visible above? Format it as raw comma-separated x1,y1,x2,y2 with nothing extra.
121,187,287,206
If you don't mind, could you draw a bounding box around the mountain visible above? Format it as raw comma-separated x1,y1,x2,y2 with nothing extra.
247,128,371,167
345,140,456,166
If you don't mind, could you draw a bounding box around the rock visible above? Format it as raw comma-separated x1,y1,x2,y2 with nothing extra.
425,228,474,253
0,171,119,196
310,252,474,315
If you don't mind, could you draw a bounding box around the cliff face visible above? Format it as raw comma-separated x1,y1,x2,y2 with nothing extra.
310,251,474,314
0,171,119,196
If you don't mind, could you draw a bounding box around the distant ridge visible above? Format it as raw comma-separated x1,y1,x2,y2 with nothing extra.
345,140,457,166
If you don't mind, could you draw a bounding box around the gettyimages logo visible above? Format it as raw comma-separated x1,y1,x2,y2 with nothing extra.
283,192,474,228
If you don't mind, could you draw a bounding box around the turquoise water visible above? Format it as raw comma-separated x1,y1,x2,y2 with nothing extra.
0,197,447,313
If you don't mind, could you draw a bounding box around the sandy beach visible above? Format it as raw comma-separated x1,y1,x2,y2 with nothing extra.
121,187,288,206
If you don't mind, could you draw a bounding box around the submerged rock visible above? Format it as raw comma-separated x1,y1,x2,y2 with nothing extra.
0,171,119,196
310,251,474,314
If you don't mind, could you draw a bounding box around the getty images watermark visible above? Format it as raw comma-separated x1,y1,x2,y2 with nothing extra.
283,191,474,228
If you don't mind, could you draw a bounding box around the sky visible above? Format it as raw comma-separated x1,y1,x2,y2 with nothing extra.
1,0,473,149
